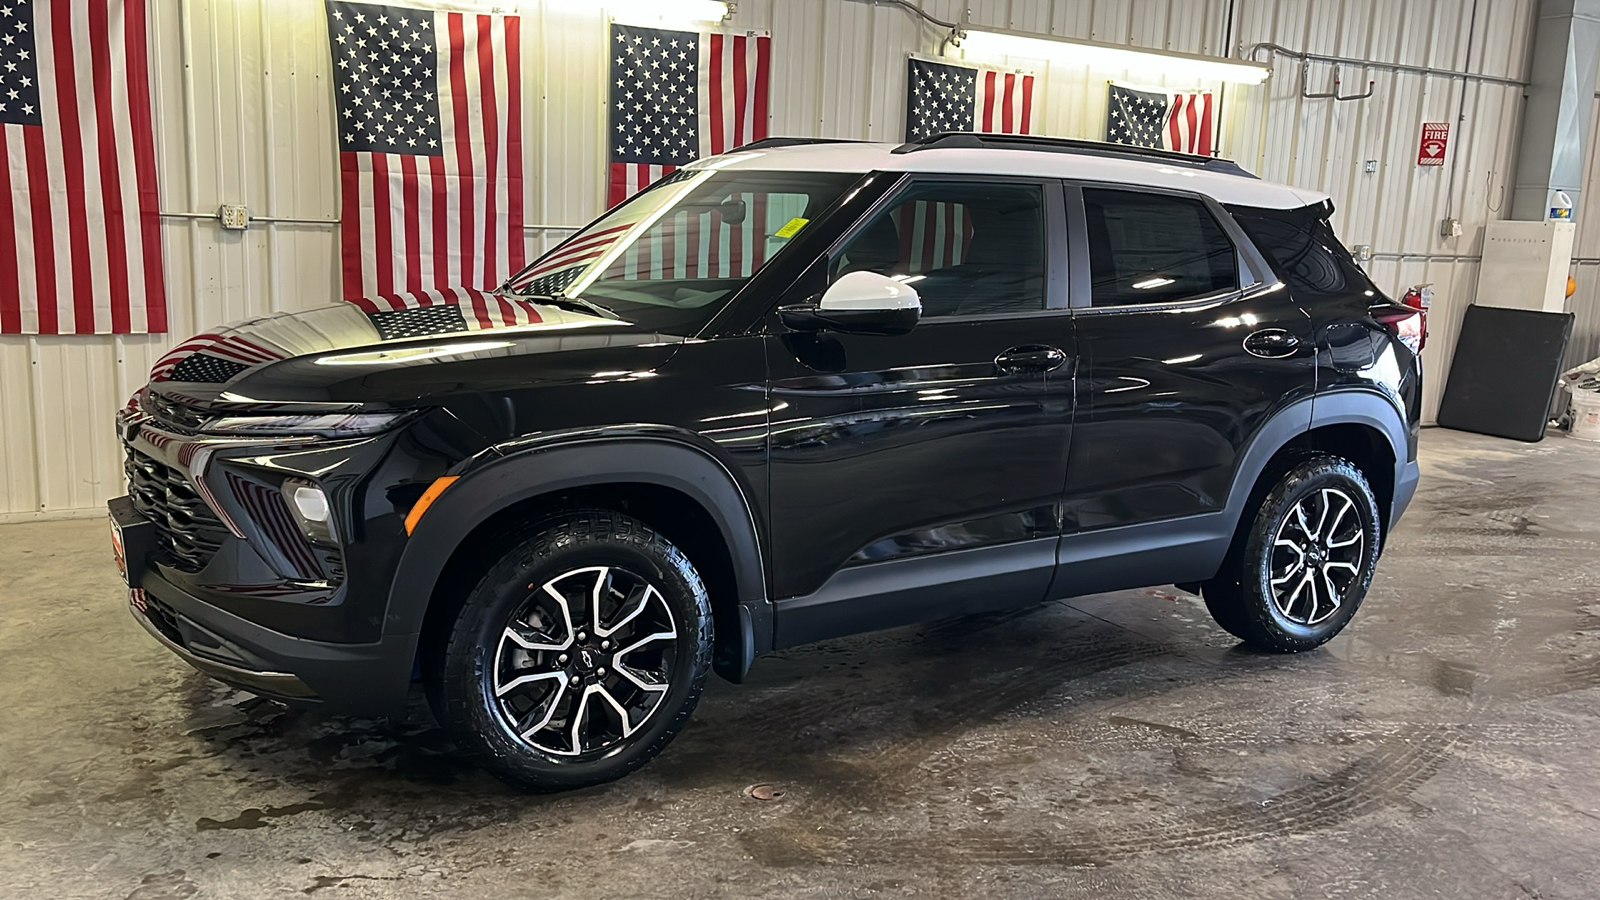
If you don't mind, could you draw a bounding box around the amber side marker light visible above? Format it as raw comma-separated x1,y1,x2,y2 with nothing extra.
404,476,460,535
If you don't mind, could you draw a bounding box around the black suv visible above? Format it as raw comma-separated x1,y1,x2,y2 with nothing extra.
111,135,1422,790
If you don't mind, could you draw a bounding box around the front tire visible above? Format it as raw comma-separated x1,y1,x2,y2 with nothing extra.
1203,455,1381,652
428,509,713,791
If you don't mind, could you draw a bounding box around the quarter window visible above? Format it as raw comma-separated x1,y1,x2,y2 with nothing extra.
1083,189,1238,307
831,182,1047,318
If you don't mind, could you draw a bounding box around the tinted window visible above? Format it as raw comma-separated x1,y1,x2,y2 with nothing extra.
832,182,1046,318
1229,206,1362,300
1083,189,1238,307
502,170,858,335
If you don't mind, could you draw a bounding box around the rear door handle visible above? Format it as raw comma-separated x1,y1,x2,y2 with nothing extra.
995,344,1069,374
1243,329,1302,359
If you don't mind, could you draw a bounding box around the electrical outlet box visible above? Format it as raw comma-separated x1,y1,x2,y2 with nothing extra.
1351,243,1372,262
1440,217,1462,238
217,205,250,230
1364,159,1378,173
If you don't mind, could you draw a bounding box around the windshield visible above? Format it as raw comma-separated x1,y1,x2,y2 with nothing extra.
502,169,860,334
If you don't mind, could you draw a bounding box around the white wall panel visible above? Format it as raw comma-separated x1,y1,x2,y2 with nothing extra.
0,0,1543,517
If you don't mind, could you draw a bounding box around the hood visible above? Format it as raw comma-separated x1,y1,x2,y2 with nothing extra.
147,291,683,407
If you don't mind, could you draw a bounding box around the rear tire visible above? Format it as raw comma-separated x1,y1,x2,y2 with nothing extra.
1202,455,1381,653
428,508,713,791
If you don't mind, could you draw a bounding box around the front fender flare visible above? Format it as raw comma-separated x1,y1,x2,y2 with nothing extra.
382,437,768,649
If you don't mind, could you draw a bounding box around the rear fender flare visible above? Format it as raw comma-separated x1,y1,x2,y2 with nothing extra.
1223,389,1406,536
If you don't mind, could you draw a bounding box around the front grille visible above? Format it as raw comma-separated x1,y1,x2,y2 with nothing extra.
125,446,229,571
141,391,208,433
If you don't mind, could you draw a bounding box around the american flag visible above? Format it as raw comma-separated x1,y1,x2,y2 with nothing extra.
1106,83,1214,156
904,58,1035,141
326,0,525,303
0,0,166,335
607,24,770,208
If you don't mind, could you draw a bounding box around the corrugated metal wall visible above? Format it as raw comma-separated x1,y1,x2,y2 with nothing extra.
1566,96,1600,377
0,0,1549,518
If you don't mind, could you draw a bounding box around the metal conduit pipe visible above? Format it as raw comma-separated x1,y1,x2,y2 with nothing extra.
855,0,961,31
157,212,580,231
1246,42,1529,88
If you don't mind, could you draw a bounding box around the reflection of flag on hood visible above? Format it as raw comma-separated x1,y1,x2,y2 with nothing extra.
1106,83,1214,156
149,289,550,384
364,290,544,340
149,333,285,384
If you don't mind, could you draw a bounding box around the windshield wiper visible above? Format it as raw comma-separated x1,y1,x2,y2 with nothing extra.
518,293,624,321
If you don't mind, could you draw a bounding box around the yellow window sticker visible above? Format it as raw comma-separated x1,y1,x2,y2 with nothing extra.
773,217,809,239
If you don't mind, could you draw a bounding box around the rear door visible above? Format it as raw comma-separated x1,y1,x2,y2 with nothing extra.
1061,184,1315,536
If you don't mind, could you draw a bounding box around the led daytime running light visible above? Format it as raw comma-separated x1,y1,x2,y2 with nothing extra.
203,412,408,437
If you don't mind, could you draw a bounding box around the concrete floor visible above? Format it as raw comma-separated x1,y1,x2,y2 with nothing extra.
2,428,1599,899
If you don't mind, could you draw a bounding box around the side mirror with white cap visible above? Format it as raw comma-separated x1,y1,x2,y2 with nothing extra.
778,271,922,336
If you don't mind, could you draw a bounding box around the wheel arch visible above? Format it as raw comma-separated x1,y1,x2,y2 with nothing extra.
1226,390,1407,548
387,436,770,684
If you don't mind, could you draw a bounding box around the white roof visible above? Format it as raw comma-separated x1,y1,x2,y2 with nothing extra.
686,141,1329,211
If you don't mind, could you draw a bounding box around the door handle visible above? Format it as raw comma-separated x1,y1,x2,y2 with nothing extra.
1243,329,1302,359
995,344,1069,374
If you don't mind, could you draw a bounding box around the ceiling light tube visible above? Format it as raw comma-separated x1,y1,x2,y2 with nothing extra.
957,27,1271,85
596,0,731,25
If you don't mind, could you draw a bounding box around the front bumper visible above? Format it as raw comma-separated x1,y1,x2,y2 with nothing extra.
128,567,418,713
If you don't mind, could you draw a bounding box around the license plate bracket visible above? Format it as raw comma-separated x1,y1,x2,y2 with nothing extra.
108,495,155,588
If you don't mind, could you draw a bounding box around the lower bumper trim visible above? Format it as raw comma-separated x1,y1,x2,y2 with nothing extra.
130,597,318,700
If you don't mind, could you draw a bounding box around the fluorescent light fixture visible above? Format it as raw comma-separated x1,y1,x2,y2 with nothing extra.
598,0,730,24
1131,276,1176,290
957,28,1271,85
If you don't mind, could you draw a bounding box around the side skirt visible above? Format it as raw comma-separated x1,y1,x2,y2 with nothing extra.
771,538,1057,649
769,514,1239,651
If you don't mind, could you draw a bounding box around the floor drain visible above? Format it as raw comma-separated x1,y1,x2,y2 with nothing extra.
743,783,785,801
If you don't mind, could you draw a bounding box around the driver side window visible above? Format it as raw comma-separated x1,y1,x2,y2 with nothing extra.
831,182,1047,318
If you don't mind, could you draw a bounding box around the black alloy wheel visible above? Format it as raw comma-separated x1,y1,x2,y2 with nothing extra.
1203,454,1381,653
491,564,680,757
429,509,713,791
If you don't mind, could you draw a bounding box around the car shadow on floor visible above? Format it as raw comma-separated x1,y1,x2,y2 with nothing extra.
175,597,1286,814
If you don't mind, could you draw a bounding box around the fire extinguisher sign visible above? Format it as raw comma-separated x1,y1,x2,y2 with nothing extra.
1417,123,1450,166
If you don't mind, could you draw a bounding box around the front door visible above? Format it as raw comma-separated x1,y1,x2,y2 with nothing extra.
764,177,1076,640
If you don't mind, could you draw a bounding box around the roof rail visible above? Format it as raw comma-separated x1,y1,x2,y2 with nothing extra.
890,132,1258,179
736,137,870,151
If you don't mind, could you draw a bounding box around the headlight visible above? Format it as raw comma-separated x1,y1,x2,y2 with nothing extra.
201,412,409,437
282,478,337,544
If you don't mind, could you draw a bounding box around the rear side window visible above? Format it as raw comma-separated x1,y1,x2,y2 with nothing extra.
1083,188,1238,307
1228,206,1364,300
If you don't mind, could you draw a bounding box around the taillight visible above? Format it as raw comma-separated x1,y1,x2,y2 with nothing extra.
1373,304,1425,355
